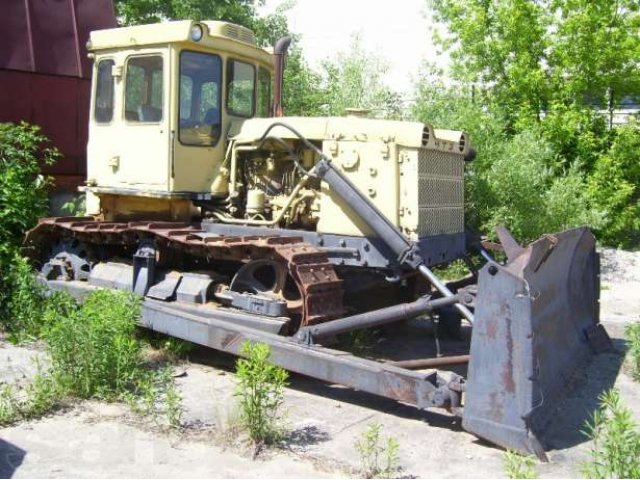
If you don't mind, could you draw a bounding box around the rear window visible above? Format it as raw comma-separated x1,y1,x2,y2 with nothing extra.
125,55,164,123
94,59,115,123
226,59,255,117
257,68,272,117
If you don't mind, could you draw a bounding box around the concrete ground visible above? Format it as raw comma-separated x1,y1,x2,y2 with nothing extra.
1,251,639,478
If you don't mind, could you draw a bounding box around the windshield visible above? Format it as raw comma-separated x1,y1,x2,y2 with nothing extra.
179,51,222,146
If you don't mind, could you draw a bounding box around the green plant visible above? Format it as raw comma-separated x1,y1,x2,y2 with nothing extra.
234,341,288,446
161,368,183,428
0,122,57,267
626,322,640,381
1,255,79,342
0,384,20,425
44,289,143,399
0,372,63,427
61,194,86,216
355,422,401,479
1,286,184,426
503,450,538,479
142,332,195,362
582,389,640,478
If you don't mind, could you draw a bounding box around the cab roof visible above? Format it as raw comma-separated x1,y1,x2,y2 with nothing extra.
88,20,265,53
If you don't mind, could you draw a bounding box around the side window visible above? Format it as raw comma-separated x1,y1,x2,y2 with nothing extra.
179,51,222,146
226,60,255,117
94,59,115,123
125,55,163,122
257,68,272,117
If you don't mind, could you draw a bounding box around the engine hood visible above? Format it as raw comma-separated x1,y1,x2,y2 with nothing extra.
229,116,470,155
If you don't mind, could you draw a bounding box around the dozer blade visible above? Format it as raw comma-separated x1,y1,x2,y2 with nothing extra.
462,227,610,458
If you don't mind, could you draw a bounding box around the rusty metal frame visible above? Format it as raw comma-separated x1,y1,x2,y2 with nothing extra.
44,279,462,412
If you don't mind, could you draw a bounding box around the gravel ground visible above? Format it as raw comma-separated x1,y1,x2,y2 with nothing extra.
1,248,639,478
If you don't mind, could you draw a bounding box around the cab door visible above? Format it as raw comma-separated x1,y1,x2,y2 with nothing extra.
88,51,170,192
118,53,170,189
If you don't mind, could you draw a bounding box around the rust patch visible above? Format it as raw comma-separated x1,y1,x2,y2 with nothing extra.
501,317,516,393
485,317,498,340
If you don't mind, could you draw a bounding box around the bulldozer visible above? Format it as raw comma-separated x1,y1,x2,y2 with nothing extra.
25,20,611,458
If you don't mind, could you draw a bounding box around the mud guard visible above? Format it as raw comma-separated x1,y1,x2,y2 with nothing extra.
462,227,610,458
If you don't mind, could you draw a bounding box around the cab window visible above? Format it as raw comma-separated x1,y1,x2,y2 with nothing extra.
179,51,222,146
94,59,115,123
226,59,255,117
125,55,163,122
257,68,272,117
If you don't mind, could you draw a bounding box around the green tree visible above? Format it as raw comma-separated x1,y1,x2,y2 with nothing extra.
320,34,402,118
430,0,640,131
549,0,640,121
430,0,549,129
113,0,290,48
282,46,326,116
114,0,259,28
426,0,640,246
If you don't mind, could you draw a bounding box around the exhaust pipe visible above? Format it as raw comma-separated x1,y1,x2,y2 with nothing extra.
272,36,292,117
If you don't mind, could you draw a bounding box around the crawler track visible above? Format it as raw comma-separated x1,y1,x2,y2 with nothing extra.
26,217,345,326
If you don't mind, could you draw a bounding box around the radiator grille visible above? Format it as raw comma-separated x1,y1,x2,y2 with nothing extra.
413,148,464,236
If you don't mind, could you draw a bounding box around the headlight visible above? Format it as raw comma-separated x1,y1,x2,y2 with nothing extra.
190,24,203,42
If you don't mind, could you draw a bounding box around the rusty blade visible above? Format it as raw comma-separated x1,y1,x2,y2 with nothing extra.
462,227,609,459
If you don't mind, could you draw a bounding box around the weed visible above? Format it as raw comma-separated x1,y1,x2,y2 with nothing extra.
582,389,640,478
0,372,63,426
234,341,288,447
355,422,401,479
1,287,183,427
0,384,20,425
625,322,640,381
44,289,143,399
503,450,537,479
161,368,183,428
337,329,377,358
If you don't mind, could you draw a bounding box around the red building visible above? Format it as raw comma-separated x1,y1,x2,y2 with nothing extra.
0,0,117,191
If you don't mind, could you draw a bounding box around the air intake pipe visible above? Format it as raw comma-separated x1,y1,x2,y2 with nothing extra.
272,36,292,117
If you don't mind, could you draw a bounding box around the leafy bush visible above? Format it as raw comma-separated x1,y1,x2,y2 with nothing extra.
582,389,640,479
234,341,288,446
0,122,58,334
478,130,602,242
0,122,56,264
587,124,640,248
503,450,538,479
354,422,401,479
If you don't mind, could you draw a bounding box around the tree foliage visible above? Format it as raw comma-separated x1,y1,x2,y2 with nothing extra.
424,0,640,246
114,0,258,29
319,34,401,118
431,0,640,129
